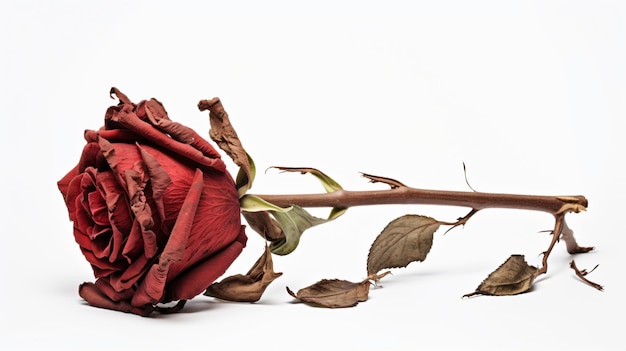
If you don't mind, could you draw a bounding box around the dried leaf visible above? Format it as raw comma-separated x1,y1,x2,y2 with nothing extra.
367,214,439,275
241,211,285,242
204,245,282,302
269,167,347,221
241,203,340,255
560,219,594,254
273,167,344,192
361,172,407,188
269,206,331,255
286,278,370,308
570,260,603,291
464,255,538,297
198,97,253,196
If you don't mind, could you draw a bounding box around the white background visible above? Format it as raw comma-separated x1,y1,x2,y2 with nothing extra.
1,1,624,350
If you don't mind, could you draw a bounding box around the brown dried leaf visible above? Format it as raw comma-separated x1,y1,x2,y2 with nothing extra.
204,245,282,302
241,211,285,242
570,260,603,291
286,278,370,308
560,219,594,254
198,97,252,195
464,254,538,297
367,214,440,275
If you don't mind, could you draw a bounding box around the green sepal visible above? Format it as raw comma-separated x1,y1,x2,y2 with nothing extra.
236,152,256,198
240,194,292,213
269,206,332,255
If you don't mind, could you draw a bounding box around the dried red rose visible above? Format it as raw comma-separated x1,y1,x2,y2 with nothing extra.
58,88,246,316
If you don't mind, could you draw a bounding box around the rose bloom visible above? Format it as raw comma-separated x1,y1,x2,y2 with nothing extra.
57,89,246,316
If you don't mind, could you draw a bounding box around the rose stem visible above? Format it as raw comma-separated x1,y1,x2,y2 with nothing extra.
252,187,589,275
253,187,587,215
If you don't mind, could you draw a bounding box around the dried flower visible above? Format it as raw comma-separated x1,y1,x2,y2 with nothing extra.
57,88,246,316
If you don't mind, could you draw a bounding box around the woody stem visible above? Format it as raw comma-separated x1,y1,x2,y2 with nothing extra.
252,187,587,216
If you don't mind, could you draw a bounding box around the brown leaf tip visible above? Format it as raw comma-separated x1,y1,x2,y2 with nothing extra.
198,97,221,112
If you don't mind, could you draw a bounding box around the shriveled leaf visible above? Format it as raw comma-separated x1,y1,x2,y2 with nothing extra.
286,278,370,308
361,172,407,188
367,214,440,275
464,254,538,297
235,153,256,196
198,97,253,196
570,260,603,291
240,194,293,213
241,211,285,242
270,167,347,221
204,245,282,302
241,167,348,255
560,219,594,254
273,167,343,192
270,206,333,255
241,203,344,255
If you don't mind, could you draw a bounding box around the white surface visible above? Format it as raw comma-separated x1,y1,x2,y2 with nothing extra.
1,1,624,350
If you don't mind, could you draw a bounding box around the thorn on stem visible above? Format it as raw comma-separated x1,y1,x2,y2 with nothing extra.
462,162,477,192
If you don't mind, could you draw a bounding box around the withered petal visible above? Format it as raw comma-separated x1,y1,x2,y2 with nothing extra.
165,226,247,302
131,169,204,307
79,282,152,316
136,143,171,225
109,106,226,173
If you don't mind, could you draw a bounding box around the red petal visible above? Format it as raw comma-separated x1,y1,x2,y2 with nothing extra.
109,106,226,173
95,277,134,301
131,169,205,307
164,226,247,302
79,282,152,316
136,143,171,226
108,253,150,292
58,165,78,200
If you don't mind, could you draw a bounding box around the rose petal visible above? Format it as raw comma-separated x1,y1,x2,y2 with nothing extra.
79,245,126,277
98,175,132,263
79,282,152,316
131,169,204,307
77,142,101,173
110,87,132,105
189,131,223,160
85,129,140,144
122,220,144,261
164,226,247,302
108,253,151,292
58,165,78,200
91,230,113,259
108,105,226,173
164,170,242,279
95,277,134,301
87,191,109,227
136,143,171,227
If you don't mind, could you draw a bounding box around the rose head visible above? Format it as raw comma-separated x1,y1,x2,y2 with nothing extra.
58,88,246,316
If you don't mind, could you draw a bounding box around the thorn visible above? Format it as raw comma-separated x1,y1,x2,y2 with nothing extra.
462,162,477,192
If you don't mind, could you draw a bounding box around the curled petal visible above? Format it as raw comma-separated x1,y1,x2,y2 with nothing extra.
110,87,132,105
58,165,78,200
108,105,226,173
108,253,151,292
137,143,171,226
165,226,247,302
131,169,204,307
79,282,153,316
95,277,134,302
84,129,141,144
77,142,102,174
